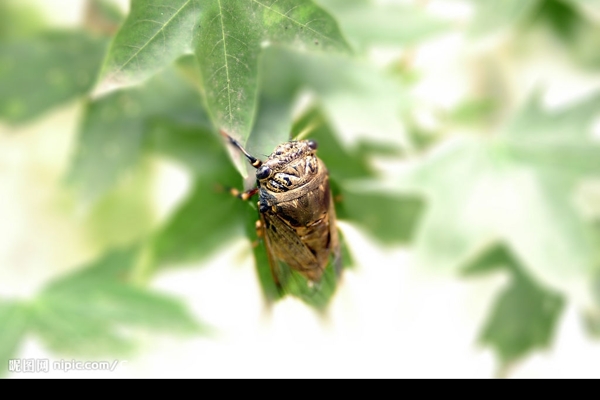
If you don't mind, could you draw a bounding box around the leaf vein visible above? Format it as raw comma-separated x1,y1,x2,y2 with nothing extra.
216,0,233,123
227,54,251,71
115,0,193,74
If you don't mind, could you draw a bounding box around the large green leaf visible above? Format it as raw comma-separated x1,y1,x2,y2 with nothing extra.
403,93,600,301
0,301,30,378
195,0,349,147
0,31,107,124
463,245,565,372
68,67,209,205
94,0,202,95
30,247,203,357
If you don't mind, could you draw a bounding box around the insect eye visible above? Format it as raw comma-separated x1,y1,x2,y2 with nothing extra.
256,165,271,180
308,140,318,150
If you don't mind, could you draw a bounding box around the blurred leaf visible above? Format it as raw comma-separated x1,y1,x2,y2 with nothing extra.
471,0,600,69
462,244,515,276
337,190,424,245
245,96,295,172
195,0,350,151
145,121,220,175
83,160,157,250
0,301,30,377
0,1,47,40
30,247,203,357
564,0,600,15
175,53,204,90
404,93,600,299
293,108,422,245
469,0,541,36
536,0,580,39
317,0,450,48
585,270,600,336
152,167,247,268
94,0,201,95
85,0,126,35
257,46,407,152
536,0,600,69
585,255,600,337
68,67,207,205
290,108,373,181
504,92,600,176
245,202,284,303
463,244,565,371
0,31,107,124
447,98,498,127
283,259,339,311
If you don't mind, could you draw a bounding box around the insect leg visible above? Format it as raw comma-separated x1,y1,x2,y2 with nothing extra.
228,187,259,201
255,219,264,237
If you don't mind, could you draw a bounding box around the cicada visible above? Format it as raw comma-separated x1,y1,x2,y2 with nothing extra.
221,130,341,288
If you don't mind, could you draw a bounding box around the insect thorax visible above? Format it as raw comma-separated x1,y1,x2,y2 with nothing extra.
259,141,319,193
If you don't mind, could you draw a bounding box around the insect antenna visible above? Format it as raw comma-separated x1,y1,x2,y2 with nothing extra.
220,129,262,168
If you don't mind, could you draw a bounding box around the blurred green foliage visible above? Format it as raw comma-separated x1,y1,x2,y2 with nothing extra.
1,0,600,377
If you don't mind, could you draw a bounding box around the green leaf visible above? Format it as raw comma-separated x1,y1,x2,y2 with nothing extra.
0,301,30,377
0,31,107,124
195,0,350,147
68,67,208,205
317,0,451,48
94,0,202,95
152,166,247,268
463,244,565,372
403,92,600,300
30,247,203,357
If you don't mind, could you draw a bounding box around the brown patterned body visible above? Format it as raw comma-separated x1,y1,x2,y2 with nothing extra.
255,141,340,283
221,131,340,285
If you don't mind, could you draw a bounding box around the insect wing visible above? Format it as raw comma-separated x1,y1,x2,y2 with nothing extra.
261,211,319,282
260,210,341,309
327,190,342,277
259,212,285,289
